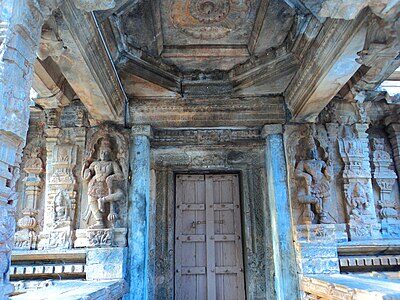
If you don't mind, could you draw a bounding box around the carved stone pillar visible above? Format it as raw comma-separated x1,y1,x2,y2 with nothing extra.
371,138,399,238
127,125,152,300
387,123,400,184
262,125,299,300
0,1,48,297
339,124,381,240
14,150,44,250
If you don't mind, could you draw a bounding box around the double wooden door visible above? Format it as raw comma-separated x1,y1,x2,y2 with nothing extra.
175,174,245,300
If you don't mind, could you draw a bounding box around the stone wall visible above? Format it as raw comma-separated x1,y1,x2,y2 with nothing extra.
284,97,400,276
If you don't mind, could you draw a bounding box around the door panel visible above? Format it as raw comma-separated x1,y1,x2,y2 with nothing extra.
175,174,245,300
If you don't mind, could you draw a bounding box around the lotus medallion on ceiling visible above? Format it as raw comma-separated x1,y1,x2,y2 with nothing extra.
170,0,252,40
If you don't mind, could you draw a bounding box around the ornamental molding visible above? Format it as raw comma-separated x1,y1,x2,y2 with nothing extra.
151,127,262,146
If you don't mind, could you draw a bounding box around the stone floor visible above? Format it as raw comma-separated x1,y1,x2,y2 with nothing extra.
302,272,400,299
11,279,126,300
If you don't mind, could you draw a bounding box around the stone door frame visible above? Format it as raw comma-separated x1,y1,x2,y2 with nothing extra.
148,135,273,299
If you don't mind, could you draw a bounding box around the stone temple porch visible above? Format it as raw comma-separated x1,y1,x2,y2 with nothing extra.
1,0,400,299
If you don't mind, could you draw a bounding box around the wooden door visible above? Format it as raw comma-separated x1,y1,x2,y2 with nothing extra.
175,174,245,300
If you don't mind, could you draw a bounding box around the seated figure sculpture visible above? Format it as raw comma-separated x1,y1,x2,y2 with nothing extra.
82,136,124,229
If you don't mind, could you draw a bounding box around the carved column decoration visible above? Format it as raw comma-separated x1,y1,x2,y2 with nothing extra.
387,123,400,185
14,149,44,250
339,124,381,240
39,131,78,249
371,138,399,238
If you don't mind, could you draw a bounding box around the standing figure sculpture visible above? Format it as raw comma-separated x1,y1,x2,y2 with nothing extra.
82,136,124,229
295,136,332,224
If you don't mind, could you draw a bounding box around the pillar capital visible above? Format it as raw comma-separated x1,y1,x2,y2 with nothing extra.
131,125,152,138
261,124,283,138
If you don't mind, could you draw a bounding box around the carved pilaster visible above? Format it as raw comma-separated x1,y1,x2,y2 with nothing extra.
371,138,399,238
39,128,79,250
339,124,381,240
387,123,400,184
14,149,44,250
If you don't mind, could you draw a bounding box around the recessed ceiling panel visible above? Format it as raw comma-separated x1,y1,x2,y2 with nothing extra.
162,0,260,46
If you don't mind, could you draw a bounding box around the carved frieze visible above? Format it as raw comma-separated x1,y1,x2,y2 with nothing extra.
151,127,262,146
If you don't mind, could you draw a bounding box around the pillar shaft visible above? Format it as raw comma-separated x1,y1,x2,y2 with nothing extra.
0,1,47,297
127,125,151,300
262,125,299,300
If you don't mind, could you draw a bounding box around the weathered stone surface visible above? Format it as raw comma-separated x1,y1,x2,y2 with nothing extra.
86,247,127,280
74,0,116,12
127,127,151,300
264,126,299,299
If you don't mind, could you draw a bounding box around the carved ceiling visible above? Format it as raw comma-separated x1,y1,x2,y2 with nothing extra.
105,0,296,74
35,0,400,123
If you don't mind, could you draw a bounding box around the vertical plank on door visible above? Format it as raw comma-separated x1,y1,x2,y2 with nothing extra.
176,174,207,300
205,175,217,300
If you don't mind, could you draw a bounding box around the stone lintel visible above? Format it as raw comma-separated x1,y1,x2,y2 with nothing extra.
131,125,152,138
261,124,283,138
130,96,285,127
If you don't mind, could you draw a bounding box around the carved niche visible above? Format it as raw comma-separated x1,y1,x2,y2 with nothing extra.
75,125,128,248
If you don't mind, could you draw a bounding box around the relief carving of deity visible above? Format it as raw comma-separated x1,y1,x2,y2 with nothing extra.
295,136,332,224
82,136,125,229
346,182,371,219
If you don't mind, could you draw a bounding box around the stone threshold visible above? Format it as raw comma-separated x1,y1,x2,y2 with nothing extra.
302,273,400,299
11,279,126,300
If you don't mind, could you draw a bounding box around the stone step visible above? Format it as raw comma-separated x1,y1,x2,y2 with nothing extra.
11,249,86,280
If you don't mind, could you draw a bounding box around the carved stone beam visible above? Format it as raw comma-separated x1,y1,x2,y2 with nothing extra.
283,0,313,16
73,0,116,12
33,58,75,109
118,52,182,95
285,11,368,122
58,0,126,123
317,0,400,20
94,0,139,22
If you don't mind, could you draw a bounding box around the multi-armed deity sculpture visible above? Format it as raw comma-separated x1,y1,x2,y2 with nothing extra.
82,136,125,229
295,135,332,225
75,127,128,248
